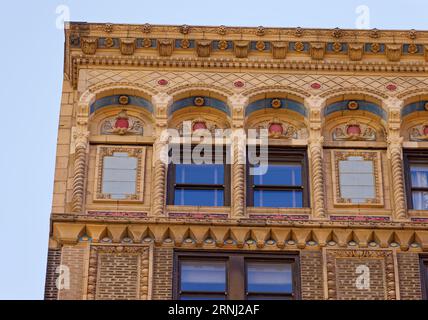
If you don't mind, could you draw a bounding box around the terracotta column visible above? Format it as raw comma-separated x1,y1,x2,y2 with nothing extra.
71,103,90,213
305,96,327,219
228,94,248,218
384,98,407,220
151,93,173,216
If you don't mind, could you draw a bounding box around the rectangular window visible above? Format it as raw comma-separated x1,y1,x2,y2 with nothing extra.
94,146,146,201
167,147,230,206
174,252,300,300
247,148,308,208
331,150,383,206
404,151,428,210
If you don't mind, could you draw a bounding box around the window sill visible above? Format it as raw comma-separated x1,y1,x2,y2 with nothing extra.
247,207,311,214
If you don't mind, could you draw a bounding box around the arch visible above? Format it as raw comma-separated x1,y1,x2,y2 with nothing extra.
397,88,428,103
324,99,387,120
169,95,231,116
245,97,307,117
78,82,157,113
89,94,153,114
401,100,428,118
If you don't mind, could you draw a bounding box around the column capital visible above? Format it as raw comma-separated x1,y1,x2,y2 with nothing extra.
305,95,326,110
152,92,173,119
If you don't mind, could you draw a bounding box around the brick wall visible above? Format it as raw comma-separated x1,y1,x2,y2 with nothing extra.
300,250,324,300
397,253,423,300
44,249,61,300
58,245,87,300
152,247,173,300
96,253,140,300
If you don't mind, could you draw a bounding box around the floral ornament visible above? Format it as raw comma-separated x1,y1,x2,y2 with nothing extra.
369,28,380,39
101,110,144,136
142,23,152,33
193,97,205,106
294,41,305,52
181,39,191,49
425,102,428,111
256,41,265,51
218,25,227,36
218,40,228,50
105,37,114,48
255,119,298,139
271,98,282,109
142,38,152,48
104,24,113,33
332,27,343,38
408,44,418,54
256,26,265,36
180,24,190,35
410,123,428,141
332,42,342,52
347,100,359,110
294,27,304,37
119,95,129,105
176,119,223,136
332,120,377,141
370,43,381,53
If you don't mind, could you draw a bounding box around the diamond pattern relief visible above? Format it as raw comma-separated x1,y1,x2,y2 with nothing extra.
78,69,428,100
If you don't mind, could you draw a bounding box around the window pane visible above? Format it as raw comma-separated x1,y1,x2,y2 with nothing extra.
254,190,302,208
338,158,375,203
412,191,428,210
176,164,224,184
102,153,138,198
247,295,292,300
253,164,302,186
411,165,428,188
247,262,293,293
174,189,224,206
181,261,226,292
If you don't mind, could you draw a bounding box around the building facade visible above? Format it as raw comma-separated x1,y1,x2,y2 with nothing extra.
45,22,428,300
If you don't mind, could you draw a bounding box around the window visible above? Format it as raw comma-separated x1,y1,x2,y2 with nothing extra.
247,148,308,208
167,147,230,206
174,252,300,300
332,150,383,206
404,151,428,210
94,146,146,201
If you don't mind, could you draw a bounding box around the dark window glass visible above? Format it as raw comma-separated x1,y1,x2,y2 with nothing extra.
175,253,300,300
404,151,428,210
178,260,227,300
246,262,293,295
168,149,230,207
248,149,308,208
410,165,428,210
254,190,302,208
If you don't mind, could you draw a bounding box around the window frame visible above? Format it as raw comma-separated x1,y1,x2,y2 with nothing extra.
331,149,384,207
246,147,309,208
403,150,428,210
93,145,146,202
167,145,231,207
173,250,301,300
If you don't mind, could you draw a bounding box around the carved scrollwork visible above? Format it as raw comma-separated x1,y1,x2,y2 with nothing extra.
332,120,377,141
409,123,428,141
101,110,144,136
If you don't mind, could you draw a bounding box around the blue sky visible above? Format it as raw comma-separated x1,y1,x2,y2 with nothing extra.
0,0,426,300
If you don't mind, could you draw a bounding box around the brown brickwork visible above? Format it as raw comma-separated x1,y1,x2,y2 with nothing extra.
96,253,140,300
44,249,61,300
335,258,386,300
152,247,173,300
397,253,423,300
58,244,87,300
300,250,324,300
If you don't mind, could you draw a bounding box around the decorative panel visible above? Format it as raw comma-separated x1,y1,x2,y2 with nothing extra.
324,249,399,300
87,245,152,300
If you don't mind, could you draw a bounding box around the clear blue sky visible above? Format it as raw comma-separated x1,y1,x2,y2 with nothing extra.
0,0,426,300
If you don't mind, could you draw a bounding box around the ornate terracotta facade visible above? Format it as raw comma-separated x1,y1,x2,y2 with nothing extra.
45,22,428,300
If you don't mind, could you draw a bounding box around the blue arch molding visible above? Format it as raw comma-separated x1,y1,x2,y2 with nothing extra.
169,96,231,116
90,95,154,114
245,98,308,117
402,101,428,117
324,100,387,120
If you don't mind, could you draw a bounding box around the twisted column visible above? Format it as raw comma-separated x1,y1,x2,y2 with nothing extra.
388,137,407,220
152,140,167,216
71,129,89,213
308,136,326,218
232,129,246,217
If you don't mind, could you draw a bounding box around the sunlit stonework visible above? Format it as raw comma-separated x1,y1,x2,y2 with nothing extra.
45,22,428,301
